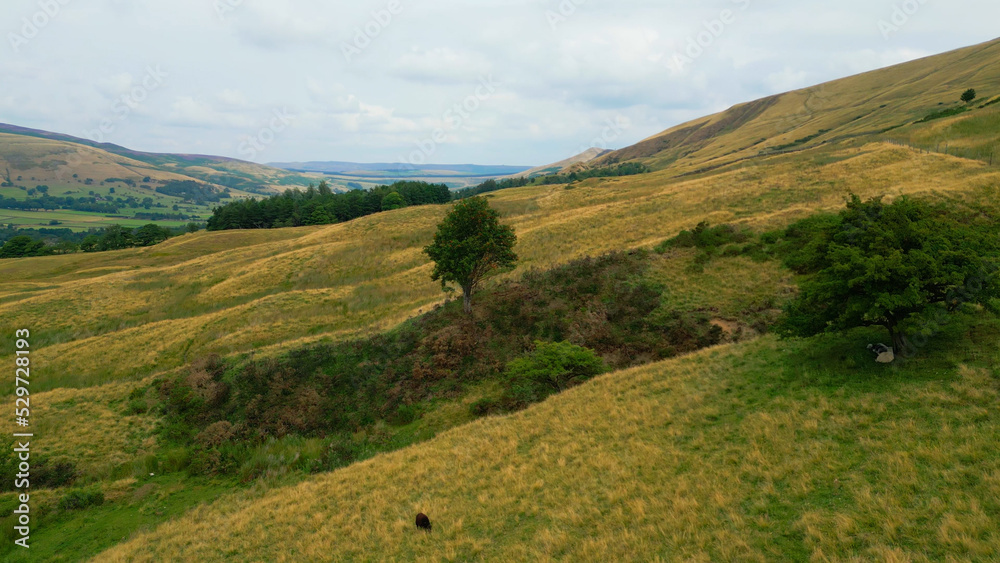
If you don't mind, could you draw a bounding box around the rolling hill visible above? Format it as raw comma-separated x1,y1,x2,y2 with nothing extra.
514,147,613,178
0,123,319,195
591,37,1000,175
0,123,326,230
1,37,1000,562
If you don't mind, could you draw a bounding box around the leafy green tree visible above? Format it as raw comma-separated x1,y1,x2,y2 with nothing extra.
80,235,100,252
961,88,977,104
777,195,999,354
381,192,405,211
424,196,518,313
98,225,135,251
0,235,48,258
134,224,171,247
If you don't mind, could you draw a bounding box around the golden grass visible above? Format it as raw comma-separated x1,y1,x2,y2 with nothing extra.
0,133,191,188
1,142,997,391
93,335,1000,561
599,38,1000,176
0,378,156,476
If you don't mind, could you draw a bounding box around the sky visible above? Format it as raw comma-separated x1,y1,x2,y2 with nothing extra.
0,0,997,167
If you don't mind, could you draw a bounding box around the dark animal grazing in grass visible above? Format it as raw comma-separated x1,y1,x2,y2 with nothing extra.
415,513,432,531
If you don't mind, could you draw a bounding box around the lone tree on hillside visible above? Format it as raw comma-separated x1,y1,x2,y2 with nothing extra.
961,88,977,104
424,196,517,314
777,195,999,354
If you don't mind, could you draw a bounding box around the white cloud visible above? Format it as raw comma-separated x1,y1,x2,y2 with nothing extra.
392,47,492,84
0,0,997,164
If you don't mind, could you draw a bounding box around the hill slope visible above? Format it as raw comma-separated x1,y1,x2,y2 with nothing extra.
593,37,1000,175
97,327,1000,561
0,123,319,195
514,147,612,178
1,37,1000,562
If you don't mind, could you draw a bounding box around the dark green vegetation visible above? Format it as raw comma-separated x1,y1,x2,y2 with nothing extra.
962,88,977,103
453,176,533,199
655,220,765,274
0,193,119,214
535,162,649,185
472,341,607,415
154,180,230,204
0,180,223,216
777,196,1000,353
0,473,241,562
768,129,832,152
206,180,450,230
0,235,48,258
425,197,518,313
0,226,97,253
147,250,724,480
916,105,968,123
0,223,199,258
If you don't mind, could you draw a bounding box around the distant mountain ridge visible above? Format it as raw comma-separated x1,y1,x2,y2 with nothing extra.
0,122,317,194
270,161,532,176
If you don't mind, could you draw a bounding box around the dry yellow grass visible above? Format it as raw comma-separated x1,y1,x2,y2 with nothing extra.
596,37,1000,175
5,39,1000,560
0,131,318,192
0,133,191,187
93,335,1000,561
0,378,156,476
1,142,997,391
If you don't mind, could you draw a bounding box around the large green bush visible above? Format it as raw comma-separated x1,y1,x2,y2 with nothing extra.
502,341,606,408
58,488,104,511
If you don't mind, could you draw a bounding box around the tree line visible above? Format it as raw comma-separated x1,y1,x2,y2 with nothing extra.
205,180,451,231
0,223,200,259
0,194,119,214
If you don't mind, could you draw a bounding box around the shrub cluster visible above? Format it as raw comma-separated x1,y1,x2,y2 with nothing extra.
151,250,723,477
58,488,104,511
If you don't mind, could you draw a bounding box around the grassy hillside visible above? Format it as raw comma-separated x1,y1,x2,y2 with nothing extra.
0,126,322,230
0,123,320,194
593,38,1000,175
2,143,994,391
514,147,612,178
96,317,1000,561
1,38,999,562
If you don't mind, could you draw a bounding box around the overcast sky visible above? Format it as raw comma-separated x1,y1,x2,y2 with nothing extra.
1,0,997,166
